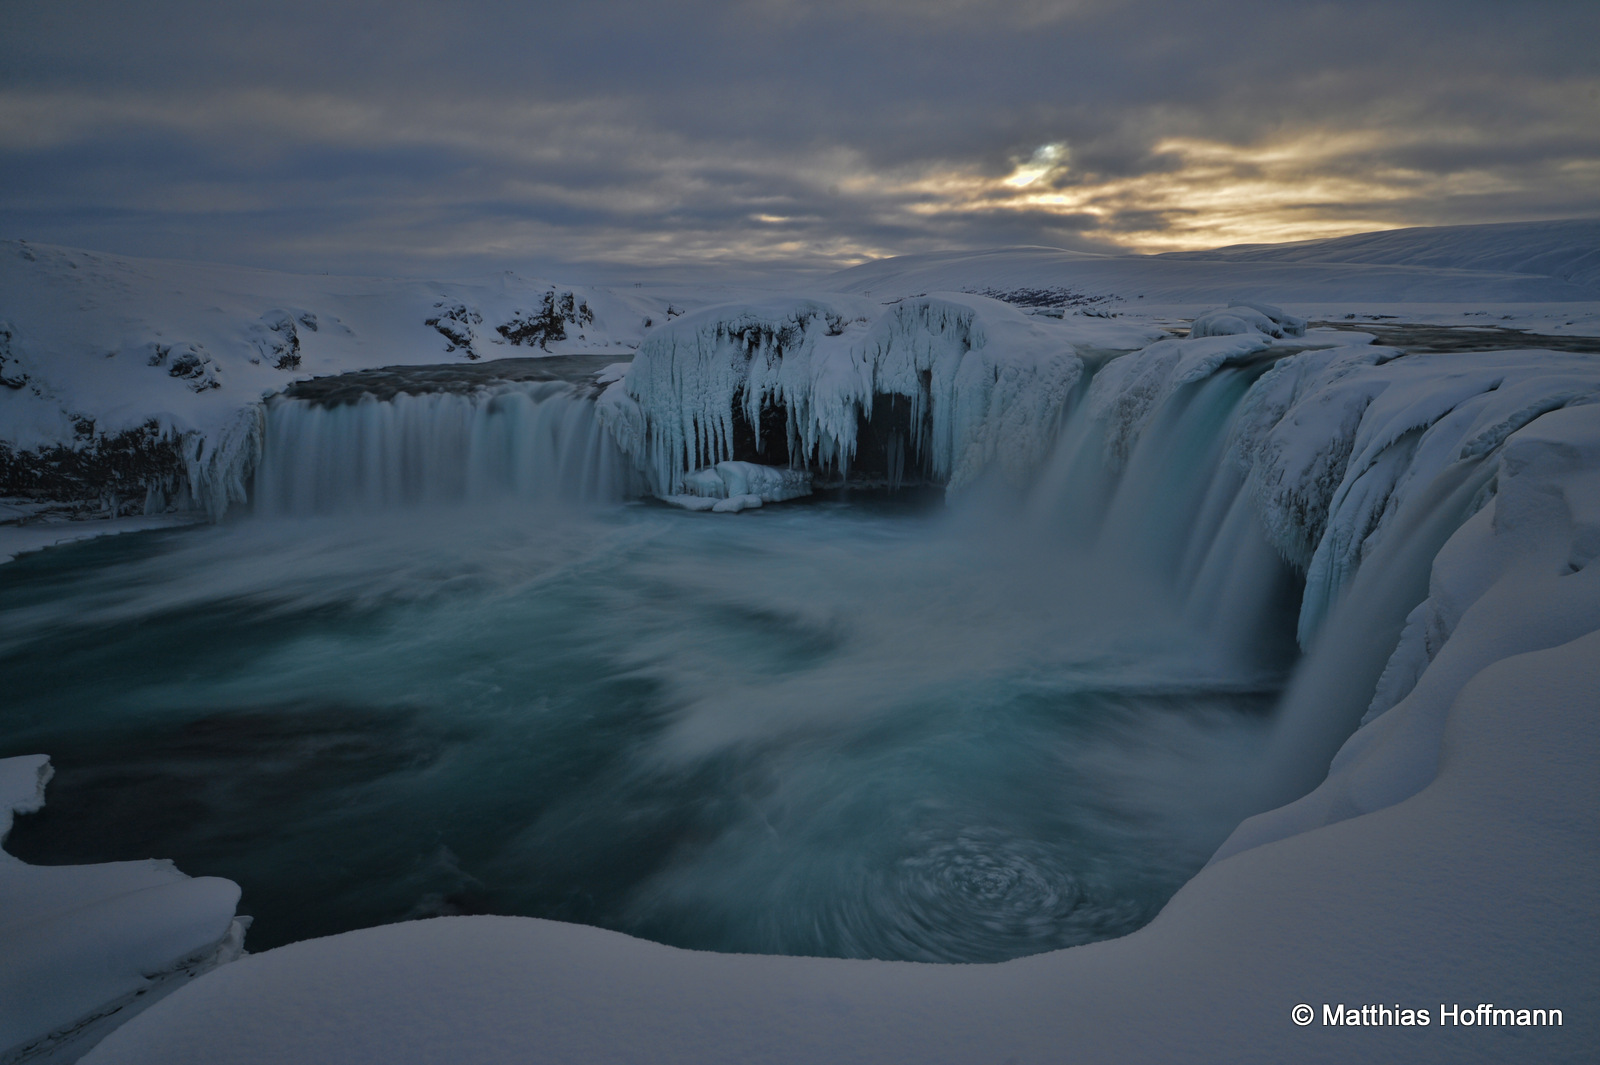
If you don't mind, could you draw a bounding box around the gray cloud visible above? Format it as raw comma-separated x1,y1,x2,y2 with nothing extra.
1,0,1596,277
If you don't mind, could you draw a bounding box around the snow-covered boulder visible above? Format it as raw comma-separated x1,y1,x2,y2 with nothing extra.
1189,301,1307,340
680,461,812,502
661,461,812,513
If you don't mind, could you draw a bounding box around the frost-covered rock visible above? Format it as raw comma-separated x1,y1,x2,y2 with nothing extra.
0,755,247,1064
597,294,1082,496
1188,301,1307,339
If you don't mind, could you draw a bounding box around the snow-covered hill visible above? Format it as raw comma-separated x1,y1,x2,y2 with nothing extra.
822,220,1600,305
1157,218,1600,293
0,240,711,448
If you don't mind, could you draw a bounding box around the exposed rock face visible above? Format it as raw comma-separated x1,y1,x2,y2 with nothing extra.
496,291,595,351
145,342,222,391
425,303,484,359
0,323,26,390
0,419,189,518
250,310,309,370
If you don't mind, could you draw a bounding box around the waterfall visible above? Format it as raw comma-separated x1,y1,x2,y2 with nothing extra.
241,327,1595,824
253,381,639,516
1020,363,1303,676
1256,458,1495,805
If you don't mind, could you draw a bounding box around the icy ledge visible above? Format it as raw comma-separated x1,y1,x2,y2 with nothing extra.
0,756,246,1065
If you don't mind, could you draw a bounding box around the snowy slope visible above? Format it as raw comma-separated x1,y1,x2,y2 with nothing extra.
1159,218,1600,293
0,240,707,452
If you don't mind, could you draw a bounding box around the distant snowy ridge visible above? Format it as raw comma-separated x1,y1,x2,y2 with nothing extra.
824,219,1600,303
1159,218,1600,294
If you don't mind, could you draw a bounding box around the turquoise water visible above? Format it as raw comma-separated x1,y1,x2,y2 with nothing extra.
1,493,1288,960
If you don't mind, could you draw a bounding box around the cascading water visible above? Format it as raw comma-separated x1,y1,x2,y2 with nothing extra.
1020,363,1303,675
253,380,638,515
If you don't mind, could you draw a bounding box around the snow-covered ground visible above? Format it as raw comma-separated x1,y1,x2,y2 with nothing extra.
2,219,1598,1063
1,756,246,1065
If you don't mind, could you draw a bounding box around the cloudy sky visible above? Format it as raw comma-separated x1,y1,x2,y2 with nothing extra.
2,0,1597,279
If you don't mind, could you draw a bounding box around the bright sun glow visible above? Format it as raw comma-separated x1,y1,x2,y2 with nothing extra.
891,130,1536,251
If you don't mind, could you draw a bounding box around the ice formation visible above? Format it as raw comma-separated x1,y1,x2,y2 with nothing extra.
1187,301,1307,339
1228,346,1600,644
661,461,814,512
0,756,246,1065
597,294,1083,496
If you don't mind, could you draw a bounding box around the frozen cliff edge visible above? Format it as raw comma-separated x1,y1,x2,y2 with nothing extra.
1213,400,1600,864
0,755,246,1065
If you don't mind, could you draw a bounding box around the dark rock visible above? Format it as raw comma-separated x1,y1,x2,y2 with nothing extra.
0,419,189,516
425,303,483,359
496,291,594,351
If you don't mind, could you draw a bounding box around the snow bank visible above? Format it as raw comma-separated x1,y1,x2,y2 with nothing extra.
597,294,1083,496
0,756,247,1065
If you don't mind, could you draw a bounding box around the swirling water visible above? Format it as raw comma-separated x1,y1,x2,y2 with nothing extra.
1,378,1298,962
0,495,1286,961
